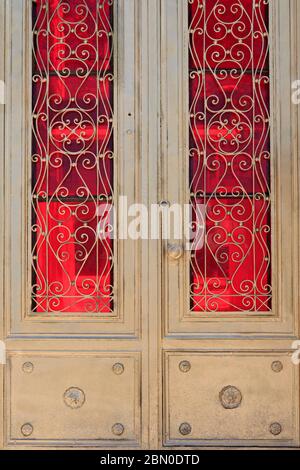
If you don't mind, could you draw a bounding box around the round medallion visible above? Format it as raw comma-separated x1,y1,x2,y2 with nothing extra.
159,200,170,208
22,362,34,374
179,422,192,436
112,363,125,375
271,361,283,373
207,111,251,154
63,387,85,409
179,361,191,373
112,423,125,436
21,423,33,437
269,422,282,436
219,385,242,409
167,244,184,261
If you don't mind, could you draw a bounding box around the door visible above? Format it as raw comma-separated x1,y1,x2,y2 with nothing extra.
0,0,300,450
1,0,145,449
160,0,300,447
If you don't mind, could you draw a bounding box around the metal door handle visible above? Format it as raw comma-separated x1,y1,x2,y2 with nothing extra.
167,243,184,260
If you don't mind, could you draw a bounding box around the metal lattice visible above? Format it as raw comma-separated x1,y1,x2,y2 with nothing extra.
31,0,114,313
189,0,271,312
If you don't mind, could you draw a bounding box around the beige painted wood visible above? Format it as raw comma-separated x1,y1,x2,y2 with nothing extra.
0,0,299,450
159,0,300,448
1,0,150,450
7,353,141,447
164,351,298,447
139,0,161,449
0,0,5,451
161,0,299,337
4,0,140,337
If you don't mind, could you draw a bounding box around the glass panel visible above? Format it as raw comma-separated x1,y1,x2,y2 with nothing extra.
31,0,114,314
189,0,271,312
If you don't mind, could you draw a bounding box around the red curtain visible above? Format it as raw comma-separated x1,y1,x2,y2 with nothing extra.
31,0,114,313
189,0,271,312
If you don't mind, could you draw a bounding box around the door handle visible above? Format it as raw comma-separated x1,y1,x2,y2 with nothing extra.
167,243,184,261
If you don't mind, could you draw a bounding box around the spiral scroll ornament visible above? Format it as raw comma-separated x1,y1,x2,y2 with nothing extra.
189,0,271,313
31,0,115,314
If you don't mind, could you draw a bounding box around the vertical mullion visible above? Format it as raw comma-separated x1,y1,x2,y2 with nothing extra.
203,0,207,312
252,0,256,311
96,0,99,309
188,0,271,312
30,0,115,314
46,0,50,313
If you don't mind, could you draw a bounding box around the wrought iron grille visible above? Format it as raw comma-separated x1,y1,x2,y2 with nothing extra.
189,0,271,312
31,0,114,313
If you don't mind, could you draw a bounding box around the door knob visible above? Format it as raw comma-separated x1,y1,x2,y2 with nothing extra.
167,243,184,260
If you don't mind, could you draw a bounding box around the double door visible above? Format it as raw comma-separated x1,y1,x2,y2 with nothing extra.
0,0,299,449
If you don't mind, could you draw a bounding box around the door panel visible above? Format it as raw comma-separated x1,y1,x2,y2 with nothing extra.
1,0,299,450
5,0,139,337
164,351,298,447
161,0,297,336
160,0,300,450
2,0,146,450
7,353,141,447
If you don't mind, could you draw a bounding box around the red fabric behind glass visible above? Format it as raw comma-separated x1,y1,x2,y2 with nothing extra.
189,0,271,312
189,0,269,71
31,0,114,313
33,202,113,313
192,197,271,312
34,0,112,73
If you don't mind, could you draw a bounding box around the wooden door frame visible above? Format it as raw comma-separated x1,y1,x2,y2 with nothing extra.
0,0,300,450
0,0,161,450
159,0,300,448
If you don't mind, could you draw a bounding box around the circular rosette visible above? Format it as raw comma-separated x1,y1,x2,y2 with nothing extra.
219,385,242,409
207,111,251,155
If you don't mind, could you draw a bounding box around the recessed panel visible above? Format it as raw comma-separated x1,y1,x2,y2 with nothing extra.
189,0,271,313
164,352,298,446
8,353,140,446
31,0,115,314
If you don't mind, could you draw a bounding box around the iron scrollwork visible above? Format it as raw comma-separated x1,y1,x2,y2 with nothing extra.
189,0,271,313
31,0,115,314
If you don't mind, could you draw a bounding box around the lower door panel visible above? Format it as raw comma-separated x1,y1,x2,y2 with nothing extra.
7,353,141,448
164,351,299,447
